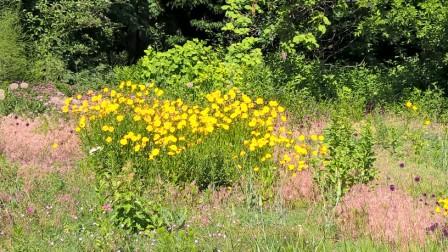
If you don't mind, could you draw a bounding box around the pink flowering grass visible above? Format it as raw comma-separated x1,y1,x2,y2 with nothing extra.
279,170,318,203
336,184,445,244
0,115,82,189
274,120,324,203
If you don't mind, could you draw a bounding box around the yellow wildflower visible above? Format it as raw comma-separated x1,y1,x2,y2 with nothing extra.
268,101,278,107
116,115,124,122
120,139,128,146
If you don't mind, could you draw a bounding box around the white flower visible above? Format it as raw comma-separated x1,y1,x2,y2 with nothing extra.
9,83,19,91
20,82,29,89
89,146,103,155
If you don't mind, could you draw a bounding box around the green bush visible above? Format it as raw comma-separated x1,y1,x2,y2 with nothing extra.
0,9,28,81
24,0,118,81
61,64,115,90
30,54,67,83
97,163,184,234
267,53,325,99
54,65,117,94
334,86,367,121
113,63,146,84
317,115,376,204
334,67,388,106
139,38,264,101
267,53,386,104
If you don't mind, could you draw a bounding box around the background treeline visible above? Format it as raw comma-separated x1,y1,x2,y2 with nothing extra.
1,0,448,111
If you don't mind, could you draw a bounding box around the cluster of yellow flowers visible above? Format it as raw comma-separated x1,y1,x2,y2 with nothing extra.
63,81,327,175
435,198,448,217
405,101,418,111
405,101,431,126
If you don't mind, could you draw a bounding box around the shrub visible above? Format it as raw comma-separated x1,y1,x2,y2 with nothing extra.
97,163,184,234
60,64,116,90
64,81,327,197
0,9,28,81
24,0,118,79
113,63,146,84
267,53,326,100
372,116,406,156
267,53,387,112
31,54,67,83
139,39,264,101
334,86,367,121
317,115,376,204
333,66,388,107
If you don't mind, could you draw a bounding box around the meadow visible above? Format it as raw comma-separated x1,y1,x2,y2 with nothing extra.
0,80,448,251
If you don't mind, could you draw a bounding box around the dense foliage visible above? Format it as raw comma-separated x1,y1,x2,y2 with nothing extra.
0,0,446,97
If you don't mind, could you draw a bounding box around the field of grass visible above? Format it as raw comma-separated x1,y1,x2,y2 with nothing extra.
0,82,448,251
